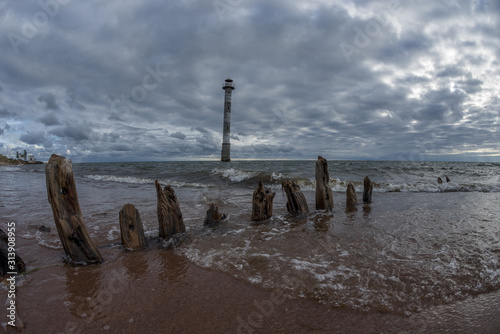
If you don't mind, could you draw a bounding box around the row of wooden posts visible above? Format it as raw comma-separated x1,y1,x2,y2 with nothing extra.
17,154,374,267
251,156,373,221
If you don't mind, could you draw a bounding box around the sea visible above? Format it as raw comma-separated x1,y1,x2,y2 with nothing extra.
1,159,500,330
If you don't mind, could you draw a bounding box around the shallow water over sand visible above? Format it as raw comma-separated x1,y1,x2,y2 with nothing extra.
1,161,500,332
180,191,500,316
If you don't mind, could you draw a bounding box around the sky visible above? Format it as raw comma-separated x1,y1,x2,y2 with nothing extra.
0,0,499,162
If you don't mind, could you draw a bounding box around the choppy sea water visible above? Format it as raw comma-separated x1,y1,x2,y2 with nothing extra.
1,160,500,317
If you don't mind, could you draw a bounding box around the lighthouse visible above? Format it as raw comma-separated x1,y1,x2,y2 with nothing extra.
221,78,235,162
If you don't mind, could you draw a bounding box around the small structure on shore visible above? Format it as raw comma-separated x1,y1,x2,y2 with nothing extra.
45,154,103,264
251,181,275,221
315,156,334,210
221,78,235,162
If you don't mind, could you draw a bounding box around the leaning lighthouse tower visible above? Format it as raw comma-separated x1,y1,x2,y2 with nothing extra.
221,78,235,162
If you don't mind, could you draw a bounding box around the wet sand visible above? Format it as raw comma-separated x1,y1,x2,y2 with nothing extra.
3,237,500,334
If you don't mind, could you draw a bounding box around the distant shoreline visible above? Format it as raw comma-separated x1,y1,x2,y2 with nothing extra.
0,155,44,166
0,161,44,166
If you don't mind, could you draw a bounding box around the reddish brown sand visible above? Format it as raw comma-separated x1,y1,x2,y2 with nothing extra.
3,238,500,333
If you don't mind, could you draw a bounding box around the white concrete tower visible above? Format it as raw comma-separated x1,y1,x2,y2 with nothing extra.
221,78,235,162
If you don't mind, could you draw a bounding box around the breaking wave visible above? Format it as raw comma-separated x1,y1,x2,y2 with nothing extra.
329,179,500,193
81,172,500,193
82,174,209,188
210,168,259,182
84,174,154,184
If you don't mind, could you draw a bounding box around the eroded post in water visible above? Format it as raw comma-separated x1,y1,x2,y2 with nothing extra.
251,181,276,221
315,156,334,210
363,176,373,203
203,203,226,226
119,204,146,250
282,180,309,215
45,154,103,264
346,182,359,207
155,180,186,240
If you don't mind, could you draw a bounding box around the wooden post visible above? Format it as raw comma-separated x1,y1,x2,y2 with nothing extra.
203,203,226,226
251,181,276,221
45,154,103,264
315,156,334,210
363,176,373,203
119,204,146,250
282,180,309,215
0,228,26,275
346,182,359,207
155,180,186,240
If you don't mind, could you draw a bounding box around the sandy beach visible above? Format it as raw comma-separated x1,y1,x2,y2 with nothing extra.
2,236,500,334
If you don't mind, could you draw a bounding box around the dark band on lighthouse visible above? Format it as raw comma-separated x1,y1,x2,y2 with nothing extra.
221,78,234,162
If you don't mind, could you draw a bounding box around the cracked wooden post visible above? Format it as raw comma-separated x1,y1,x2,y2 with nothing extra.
119,204,146,250
45,154,103,264
252,181,276,221
282,180,309,215
346,182,359,207
204,203,226,226
363,176,373,203
155,180,186,240
315,156,334,210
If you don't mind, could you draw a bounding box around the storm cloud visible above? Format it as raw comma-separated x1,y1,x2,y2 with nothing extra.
0,0,498,162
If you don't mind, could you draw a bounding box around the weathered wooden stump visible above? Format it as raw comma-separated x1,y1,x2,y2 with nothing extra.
251,181,276,221
119,204,146,250
204,203,226,226
346,182,359,207
363,176,373,203
155,180,186,240
282,180,309,215
315,156,334,210
45,154,103,264
0,228,26,275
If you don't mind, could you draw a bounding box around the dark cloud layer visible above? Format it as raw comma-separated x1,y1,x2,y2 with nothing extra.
0,0,499,162
37,93,60,110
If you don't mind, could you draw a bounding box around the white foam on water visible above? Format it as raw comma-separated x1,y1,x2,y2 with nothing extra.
83,174,208,188
21,230,63,250
248,276,263,284
144,230,158,238
84,174,154,184
0,166,22,172
107,226,120,241
211,168,258,182
38,238,62,250
270,172,284,180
